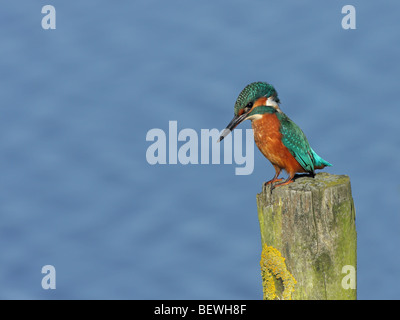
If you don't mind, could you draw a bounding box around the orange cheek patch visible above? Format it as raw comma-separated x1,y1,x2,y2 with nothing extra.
238,109,244,116
253,97,268,108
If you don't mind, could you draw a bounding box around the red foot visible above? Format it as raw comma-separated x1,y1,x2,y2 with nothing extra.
265,178,283,185
273,179,294,188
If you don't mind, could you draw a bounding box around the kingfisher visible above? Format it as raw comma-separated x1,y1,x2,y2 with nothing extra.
218,82,332,189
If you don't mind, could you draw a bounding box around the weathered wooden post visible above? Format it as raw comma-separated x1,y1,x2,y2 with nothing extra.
257,173,357,300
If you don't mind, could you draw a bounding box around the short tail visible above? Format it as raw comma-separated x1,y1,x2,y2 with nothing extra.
311,148,332,169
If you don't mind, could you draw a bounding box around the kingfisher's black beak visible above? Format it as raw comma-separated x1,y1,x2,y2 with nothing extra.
218,113,248,142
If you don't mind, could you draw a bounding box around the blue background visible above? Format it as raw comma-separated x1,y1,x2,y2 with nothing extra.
0,1,399,299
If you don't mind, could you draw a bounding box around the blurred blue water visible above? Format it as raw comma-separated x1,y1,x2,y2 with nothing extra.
0,0,399,299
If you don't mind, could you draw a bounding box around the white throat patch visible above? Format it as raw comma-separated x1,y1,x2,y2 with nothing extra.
245,114,263,121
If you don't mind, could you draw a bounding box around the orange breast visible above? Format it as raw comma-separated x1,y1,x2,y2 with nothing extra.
251,113,305,174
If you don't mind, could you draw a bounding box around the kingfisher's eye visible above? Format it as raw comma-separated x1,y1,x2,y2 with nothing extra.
244,102,253,112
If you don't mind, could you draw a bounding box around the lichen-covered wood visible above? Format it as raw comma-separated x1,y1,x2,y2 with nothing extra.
257,173,357,300
260,244,297,300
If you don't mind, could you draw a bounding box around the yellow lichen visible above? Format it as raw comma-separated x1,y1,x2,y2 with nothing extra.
260,244,297,300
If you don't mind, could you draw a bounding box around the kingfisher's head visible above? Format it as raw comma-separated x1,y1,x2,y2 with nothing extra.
218,82,281,142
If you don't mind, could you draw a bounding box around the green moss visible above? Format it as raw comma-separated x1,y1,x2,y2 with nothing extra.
331,199,357,299
257,195,283,249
